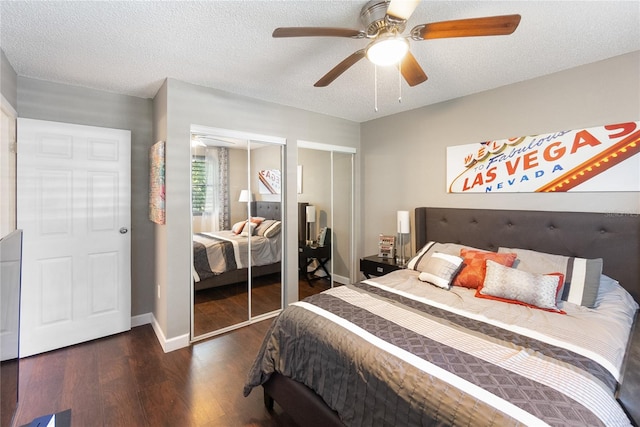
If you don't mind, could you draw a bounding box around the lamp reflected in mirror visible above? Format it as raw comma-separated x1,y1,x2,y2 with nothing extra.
238,189,254,203
306,205,316,245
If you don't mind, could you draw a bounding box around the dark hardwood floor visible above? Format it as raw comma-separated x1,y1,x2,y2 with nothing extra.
13,279,333,427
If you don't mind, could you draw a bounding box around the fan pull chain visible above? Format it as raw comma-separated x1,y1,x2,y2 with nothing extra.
398,61,402,104
374,65,378,112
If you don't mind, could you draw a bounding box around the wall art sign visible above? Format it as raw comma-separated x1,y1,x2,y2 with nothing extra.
149,140,165,224
258,169,281,194
446,121,640,193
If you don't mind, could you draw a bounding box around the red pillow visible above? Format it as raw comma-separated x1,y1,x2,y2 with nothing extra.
452,249,517,289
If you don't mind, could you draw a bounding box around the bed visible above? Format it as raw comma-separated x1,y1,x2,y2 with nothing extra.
193,201,282,291
244,207,640,426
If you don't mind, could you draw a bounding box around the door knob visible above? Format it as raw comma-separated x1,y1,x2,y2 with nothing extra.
119,227,128,234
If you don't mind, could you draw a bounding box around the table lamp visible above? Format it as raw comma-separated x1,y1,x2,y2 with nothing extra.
397,210,410,265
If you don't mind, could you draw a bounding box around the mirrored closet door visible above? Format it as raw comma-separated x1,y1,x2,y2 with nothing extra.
298,142,355,293
249,141,283,319
191,126,284,340
332,151,354,284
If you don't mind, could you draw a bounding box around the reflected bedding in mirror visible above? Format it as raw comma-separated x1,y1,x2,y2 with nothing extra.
193,226,281,282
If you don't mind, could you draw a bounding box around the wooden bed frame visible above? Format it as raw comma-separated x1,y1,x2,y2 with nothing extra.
262,207,640,427
194,201,282,292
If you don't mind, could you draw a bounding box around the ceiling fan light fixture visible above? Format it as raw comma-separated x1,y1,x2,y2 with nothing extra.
366,35,408,66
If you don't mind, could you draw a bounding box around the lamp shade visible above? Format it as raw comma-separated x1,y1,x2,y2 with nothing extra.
238,190,253,202
397,210,410,234
306,205,316,223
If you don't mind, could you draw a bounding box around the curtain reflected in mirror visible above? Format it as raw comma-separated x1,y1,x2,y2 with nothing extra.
191,127,283,340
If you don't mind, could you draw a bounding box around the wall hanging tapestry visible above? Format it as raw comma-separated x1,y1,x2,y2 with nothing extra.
447,121,639,193
149,140,165,224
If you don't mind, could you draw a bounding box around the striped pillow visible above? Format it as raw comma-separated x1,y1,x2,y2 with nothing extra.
407,241,483,272
417,252,464,290
498,247,603,308
255,220,281,238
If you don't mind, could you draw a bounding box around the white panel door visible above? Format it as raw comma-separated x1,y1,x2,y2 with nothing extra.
17,118,131,357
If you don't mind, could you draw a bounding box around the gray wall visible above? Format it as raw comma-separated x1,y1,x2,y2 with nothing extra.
18,77,156,317
155,78,361,340
1,50,17,109
360,51,640,257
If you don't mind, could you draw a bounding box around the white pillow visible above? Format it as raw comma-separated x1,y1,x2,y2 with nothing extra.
240,222,258,237
231,221,246,234
417,252,464,290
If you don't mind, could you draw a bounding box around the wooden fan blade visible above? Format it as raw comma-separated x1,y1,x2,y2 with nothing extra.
314,50,366,87
386,0,421,21
412,14,521,40
398,51,427,87
273,27,364,38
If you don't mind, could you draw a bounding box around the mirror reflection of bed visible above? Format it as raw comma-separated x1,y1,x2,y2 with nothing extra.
193,201,283,335
190,129,285,339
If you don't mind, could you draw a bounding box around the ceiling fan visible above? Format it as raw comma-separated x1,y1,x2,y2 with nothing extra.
273,0,521,87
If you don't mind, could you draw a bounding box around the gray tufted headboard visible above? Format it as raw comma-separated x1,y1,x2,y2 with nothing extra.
252,201,281,220
414,207,639,424
415,207,639,302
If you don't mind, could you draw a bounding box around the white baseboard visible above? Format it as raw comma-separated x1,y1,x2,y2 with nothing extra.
151,315,190,353
333,273,350,285
132,312,190,353
310,272,351,285
131,312,152,327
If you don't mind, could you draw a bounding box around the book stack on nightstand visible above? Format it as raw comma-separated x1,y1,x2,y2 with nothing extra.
360,255,405,279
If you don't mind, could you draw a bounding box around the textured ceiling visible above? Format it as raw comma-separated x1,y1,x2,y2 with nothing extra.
1,1,639,123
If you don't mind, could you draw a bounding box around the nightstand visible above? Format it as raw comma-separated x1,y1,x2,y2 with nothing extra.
299,243,331,285
360,255,405,279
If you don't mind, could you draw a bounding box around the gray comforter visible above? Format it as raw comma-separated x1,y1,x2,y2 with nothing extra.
193,233,237,281
192,230,281,282
244,278,633,426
